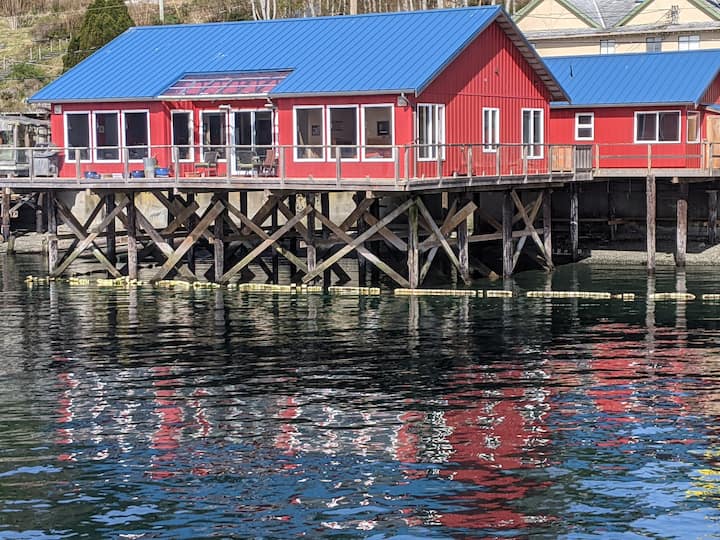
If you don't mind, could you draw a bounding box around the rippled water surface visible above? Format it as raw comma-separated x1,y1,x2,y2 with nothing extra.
2,255,720,538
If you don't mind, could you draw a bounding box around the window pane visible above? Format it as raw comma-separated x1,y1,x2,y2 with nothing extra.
636,113,656,141
687,112,700,143
200,111,226,160
296,108,323,160
67,113,90,161
483,108,499,151
364,106,392,159
254,111,273,159
658,112,680,142
646,37,662,52
95,112,119,160
171,112,191,160
576,114,593,140
125,112,149,160
418,105,431,159
329,107,357,159
522,110,531,145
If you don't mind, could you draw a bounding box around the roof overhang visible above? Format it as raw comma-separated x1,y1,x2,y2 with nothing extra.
552,101,696,109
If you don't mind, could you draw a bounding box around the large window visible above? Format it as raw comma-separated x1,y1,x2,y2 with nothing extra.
233,110,273,171
679,35,700,50
635,111,680,143
417,104,445,160
123,111,149,160
600,39,616,55
687,111,700,143
522,109,544,158
482,108,500,152
646,37,662,53
65,112,90,161
94,111,119,161
328,106,358,159
363,105,393,160
575,113,594,141
200,111,227,160
295,107,324,160
171,111,193,161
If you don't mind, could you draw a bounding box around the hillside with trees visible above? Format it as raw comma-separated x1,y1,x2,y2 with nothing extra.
0,0,527,111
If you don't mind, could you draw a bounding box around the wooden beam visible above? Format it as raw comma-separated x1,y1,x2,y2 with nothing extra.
54,196,106,271
408,200,419,289
152,201,226,282
543,189,553,269
354,192,368,286
510,190,550,267
676,181,688,267
570,184,579,262
47,192,58,274
306,193,317,277
2,188,11,245
127,193,138,280
415,197,463,280
709,190,717,245
314,210,410,288
220,205,312,284
106,193,117,265
647,175,656,273
133,205,195,280
302,198,415,284
418,200,476,251
502,191,513,278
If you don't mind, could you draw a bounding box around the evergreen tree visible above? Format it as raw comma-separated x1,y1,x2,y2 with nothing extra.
62,0,134,71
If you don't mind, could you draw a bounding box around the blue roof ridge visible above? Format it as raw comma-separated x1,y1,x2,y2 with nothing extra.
127,5,502,33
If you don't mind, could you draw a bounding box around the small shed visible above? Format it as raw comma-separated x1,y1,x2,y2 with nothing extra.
29,7,567,180
546,49,720,170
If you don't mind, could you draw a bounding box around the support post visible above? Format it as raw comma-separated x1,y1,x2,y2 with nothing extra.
47,192,58,274
288,194,297,279
2,188,11,245
502,191,513,278
186,192,196,274
214,193,227,283
543,188,553,268
105,193,117,266
36,193,44,234
306,193,317,278
570,184,579,262
370,198,380,285
676,181,688,268
646,175,656,273
708,190,718,245
408,199,419,289
127,192,138,280
321,192,331,288
457,194,469,283
355,192,367,286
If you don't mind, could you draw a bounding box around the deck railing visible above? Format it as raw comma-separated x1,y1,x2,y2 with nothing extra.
4,141,715,184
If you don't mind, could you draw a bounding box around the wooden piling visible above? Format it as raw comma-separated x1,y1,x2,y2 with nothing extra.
502,191,513,278
408,199,419,289
271,198,279,284
36,193,44,234
105,193,117,266
708,190,718,245
370,197,380,285
543,188,553,269
2,188,11,246
214,193,227,283
288,194,297,279
458,194,470,283
306,192,317,278
676,181,688,268
127,192,138,280
321,192,331,288
186,192,197,274
355,192,367,286
646,175,656,273
570,184,579,262
46,191,58,274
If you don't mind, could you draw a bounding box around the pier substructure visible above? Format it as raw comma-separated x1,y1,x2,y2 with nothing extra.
30,183,556,287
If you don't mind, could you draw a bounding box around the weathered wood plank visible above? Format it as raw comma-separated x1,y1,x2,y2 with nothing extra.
133,206,195,280
502,191,513,278
408,200,419,289
415,197,462,275
647,175,656,273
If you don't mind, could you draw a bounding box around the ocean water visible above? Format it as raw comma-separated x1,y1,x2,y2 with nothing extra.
1,255,720,538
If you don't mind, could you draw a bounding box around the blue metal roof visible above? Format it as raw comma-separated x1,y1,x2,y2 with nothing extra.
545,49,720,107
32,7,517,102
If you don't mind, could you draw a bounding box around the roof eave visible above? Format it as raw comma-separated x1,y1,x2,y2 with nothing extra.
552,101,696,109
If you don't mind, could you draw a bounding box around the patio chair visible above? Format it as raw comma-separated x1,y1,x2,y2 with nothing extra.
258,150,278,177
194,151,218,177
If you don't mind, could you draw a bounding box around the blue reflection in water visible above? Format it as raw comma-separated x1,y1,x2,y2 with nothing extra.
0,257,720,537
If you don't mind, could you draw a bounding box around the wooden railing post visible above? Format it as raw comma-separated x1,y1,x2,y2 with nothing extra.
335,148,341,184
404,145,410,181
280,146,286,184
466,145,473,178
436,145,443,178
173,146,180,181
123,148,129,180
594,143,600,170
647,144,652,173
394,146,400,184
548,145,553,181
496,145,501,177
75,151,81,180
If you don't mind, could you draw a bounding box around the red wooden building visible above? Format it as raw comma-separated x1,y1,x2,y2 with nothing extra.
546,50,720,172
30,7,567,181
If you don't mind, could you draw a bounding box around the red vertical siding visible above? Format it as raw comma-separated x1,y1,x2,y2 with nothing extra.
549,105,701,169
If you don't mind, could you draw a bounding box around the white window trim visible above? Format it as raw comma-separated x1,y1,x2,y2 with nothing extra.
122,109,152,162
600,39,616,54
171,110,194,162
482,107,500,153
416,103,446,162
687,111,700,143
293,105,325,162
634,110,681,144
678,35,700,50
327,105,360,163
521,108,544,159
574,112,594,141
361,104,395,162
63,111,92,163
199,109,228,162
92,110,121,163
